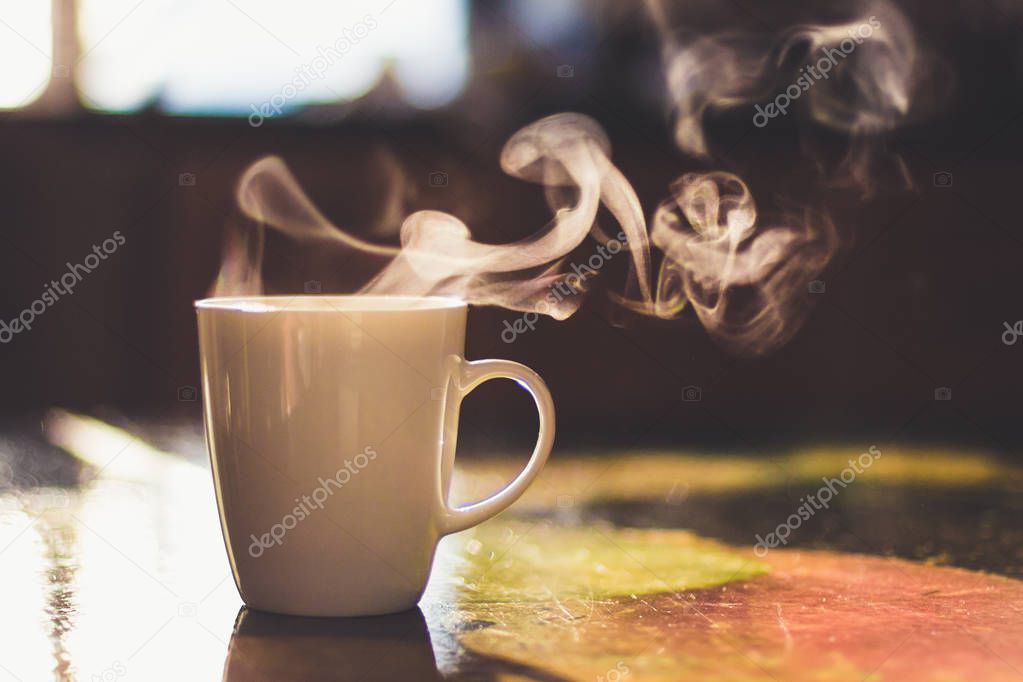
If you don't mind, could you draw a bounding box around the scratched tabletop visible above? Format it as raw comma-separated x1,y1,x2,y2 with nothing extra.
1,411,1021,681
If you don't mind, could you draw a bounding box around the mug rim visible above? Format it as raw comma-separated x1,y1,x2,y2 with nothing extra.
195,295,467,313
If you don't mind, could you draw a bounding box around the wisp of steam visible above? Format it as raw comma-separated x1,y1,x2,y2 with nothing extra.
218,113,652,321
648,0,947,194
647,172,835,354
215,109,835,355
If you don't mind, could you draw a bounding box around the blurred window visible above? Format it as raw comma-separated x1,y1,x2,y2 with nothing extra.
76,0,469,115
0,0,469,116
0,2,53,109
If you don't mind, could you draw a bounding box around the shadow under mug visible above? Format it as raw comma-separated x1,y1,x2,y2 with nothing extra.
196,295,554,617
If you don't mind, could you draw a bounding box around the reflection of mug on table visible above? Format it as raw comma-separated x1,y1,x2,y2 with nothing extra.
222,607,442,681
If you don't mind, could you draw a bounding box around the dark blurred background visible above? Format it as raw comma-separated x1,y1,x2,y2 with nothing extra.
1,0,1021,456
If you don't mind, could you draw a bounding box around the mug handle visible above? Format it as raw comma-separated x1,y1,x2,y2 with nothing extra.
437,357,555,535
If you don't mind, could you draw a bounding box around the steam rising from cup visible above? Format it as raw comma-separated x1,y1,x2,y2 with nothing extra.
218,113,652,320
649,0,948,194
215,0,935,359
647,172,836,354
214,107,836,356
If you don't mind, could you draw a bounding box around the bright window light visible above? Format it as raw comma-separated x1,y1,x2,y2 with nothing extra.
0,2,53,109
77,0,469,116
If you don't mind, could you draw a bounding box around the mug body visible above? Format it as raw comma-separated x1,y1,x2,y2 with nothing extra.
197,295,466,616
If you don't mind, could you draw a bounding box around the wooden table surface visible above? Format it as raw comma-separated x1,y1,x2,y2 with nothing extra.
1,411,1021,681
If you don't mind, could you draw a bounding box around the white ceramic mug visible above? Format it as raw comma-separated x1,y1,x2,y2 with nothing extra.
196,295,554,617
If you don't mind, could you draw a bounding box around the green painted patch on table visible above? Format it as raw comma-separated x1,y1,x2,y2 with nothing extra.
444,521,766,602
428,523,1023,682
